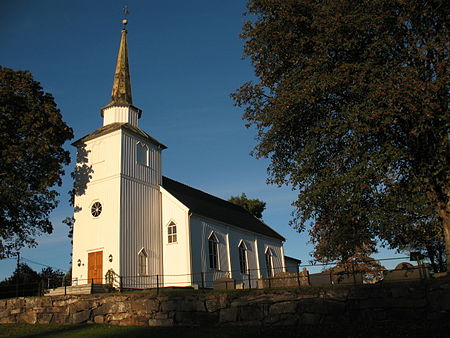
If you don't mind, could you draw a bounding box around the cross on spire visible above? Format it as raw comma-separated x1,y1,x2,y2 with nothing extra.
122,5,129,28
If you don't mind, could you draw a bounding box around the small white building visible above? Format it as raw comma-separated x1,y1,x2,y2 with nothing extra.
284,256,302,274
71,22,286,289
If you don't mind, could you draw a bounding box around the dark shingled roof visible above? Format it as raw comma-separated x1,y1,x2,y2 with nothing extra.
162,176,285,241
72,122,167,149
284,256,302,263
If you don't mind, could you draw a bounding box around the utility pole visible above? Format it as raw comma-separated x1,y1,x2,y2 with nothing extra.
15,252,20,297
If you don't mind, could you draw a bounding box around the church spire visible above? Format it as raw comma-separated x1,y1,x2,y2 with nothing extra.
110,24,133,106
101,15,141,127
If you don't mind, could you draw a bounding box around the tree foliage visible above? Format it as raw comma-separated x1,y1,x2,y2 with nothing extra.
0,263,40,286
228,193,266,219
0,67,73,257
232,1,449,264
380,212,446,273
0,263,65,298
324,250,386,284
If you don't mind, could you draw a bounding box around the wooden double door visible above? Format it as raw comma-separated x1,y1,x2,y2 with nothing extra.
88,251,103,284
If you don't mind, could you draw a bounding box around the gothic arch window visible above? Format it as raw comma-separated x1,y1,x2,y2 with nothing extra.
138,248,148,275
208,232,219,270
167,221,177,243
238,241,248,274
265,248,274,278
136,142,149,166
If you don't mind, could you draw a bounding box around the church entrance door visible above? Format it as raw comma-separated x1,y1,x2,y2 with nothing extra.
88,251,103,284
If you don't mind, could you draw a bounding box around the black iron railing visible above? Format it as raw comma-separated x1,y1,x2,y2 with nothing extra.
0,256,437,299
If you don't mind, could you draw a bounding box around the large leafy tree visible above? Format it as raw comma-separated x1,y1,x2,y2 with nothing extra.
232,1,449,266
0,67,73,257
323,248,386,284
0,263,65,298
228,193,266,219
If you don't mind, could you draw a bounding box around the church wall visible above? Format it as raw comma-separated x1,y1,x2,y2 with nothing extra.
119,179,162,288
190,216,231,288
119,130,163,289
160,188,192,287
80,130,122,182
71,131,123,285
189,215,285,288
257,239,285,277
227,232,260,288
121,132,161,186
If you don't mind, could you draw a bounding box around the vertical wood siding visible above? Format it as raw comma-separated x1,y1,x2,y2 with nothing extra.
119,130,163,288
190,215,285,288
120,178,162,288
121,133,161,186
103,106,139,127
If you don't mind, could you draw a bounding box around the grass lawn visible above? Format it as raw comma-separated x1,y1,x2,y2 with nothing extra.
1,322,448,338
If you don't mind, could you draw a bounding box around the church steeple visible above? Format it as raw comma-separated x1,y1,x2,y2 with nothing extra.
101,18,141,127
110,27,132,106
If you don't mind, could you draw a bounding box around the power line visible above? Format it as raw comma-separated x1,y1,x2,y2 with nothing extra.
19,256,66,272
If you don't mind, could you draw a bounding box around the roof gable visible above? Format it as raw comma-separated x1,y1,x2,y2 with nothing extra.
72,122,166,149
162,176,285,241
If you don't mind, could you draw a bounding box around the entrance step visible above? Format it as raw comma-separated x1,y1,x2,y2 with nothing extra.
44,284,112,296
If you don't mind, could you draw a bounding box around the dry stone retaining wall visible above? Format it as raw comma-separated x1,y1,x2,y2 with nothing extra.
1,279,450,326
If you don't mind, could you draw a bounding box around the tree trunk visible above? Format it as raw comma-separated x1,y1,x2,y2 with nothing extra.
439,204,450,273
425,244,438,273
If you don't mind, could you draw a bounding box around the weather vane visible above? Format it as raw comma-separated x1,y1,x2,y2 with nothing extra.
122,5,130,27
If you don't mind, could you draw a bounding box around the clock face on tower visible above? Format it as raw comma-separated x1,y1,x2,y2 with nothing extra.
91,201,102,217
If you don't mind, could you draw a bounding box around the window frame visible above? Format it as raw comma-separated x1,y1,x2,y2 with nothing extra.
136,142,149,166
167,221,177,244
238,241,248,274
138,248,148,276
90,201,102,218
208,232,219,270
265,248,274,278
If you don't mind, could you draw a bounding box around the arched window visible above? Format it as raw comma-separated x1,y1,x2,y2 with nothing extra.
208,232,219,270
138,248,148,275
136,142,148,166
168,221,177,243
238,241,248,274
265,248,274,277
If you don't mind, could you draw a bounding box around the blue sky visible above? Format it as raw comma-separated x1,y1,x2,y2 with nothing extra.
0,0,404,280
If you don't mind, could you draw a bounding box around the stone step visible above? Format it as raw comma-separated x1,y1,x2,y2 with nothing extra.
44,284,112,296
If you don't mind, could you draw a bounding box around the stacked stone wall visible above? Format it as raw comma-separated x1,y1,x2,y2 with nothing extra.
1,279,449,326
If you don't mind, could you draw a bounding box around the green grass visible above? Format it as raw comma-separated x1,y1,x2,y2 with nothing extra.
1,322,449,338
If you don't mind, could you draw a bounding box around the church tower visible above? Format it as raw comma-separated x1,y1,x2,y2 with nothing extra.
71,19,166,286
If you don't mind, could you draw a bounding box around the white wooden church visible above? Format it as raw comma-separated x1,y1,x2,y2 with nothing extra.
71,22,287,289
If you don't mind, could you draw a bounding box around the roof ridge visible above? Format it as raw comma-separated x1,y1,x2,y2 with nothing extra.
162,176,285,241
162,176,249,214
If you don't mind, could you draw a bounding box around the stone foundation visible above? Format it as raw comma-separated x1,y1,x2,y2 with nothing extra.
1,279,449,326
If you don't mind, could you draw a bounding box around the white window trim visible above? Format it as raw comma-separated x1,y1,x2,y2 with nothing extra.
208,232,220,271
167,220,178,244
136,141,149,166
265,247,274,278
138,248,148,276
238,240,248,274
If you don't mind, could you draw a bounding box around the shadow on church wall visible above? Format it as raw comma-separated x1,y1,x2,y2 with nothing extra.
71,142,93,204
63,142,93,239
